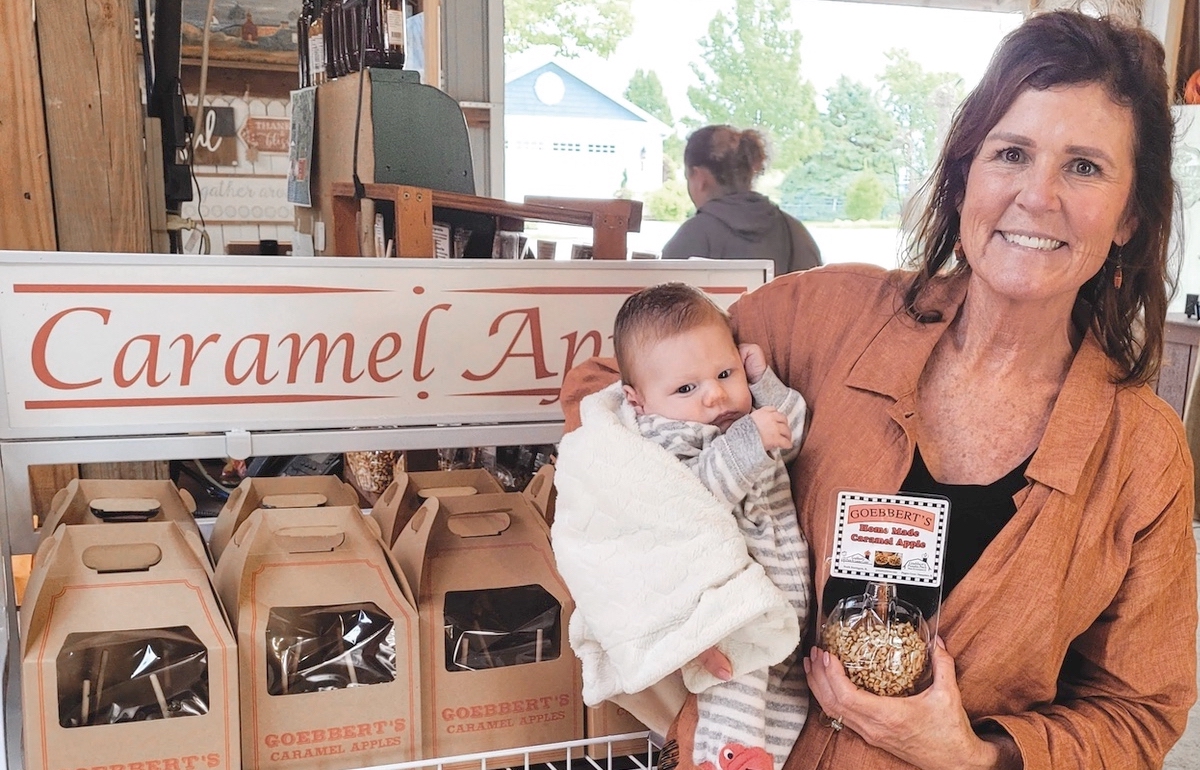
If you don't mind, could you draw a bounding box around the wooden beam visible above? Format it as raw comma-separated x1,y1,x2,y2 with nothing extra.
1,0,57,250
37,0,150,253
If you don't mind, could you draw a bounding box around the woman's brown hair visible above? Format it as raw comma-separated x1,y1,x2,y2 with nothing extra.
684,125,769,194
904,10,1176,385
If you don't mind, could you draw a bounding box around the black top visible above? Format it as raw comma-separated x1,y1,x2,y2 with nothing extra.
822,446,1032,616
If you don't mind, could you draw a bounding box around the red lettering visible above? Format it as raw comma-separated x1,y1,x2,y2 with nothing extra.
204,756,220,769
441,708,455,721
367,333,403,382
170,333,221,386
462,308,556,381
114,335,170,388
373,720,388,735
164,760,180,770
392,718,407,732
31,306,109,390
414,304,450,382
279,332,363,384
224,334,278,386
264,734,279,748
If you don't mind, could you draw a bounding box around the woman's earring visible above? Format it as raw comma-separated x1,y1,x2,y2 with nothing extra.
1113,264,1123,290
953,238,966,264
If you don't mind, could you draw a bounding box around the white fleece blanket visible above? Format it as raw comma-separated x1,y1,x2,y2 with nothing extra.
552,382,801,706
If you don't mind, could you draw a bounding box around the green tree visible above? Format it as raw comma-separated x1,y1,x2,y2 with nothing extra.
844,171,888,220
879,49,964,198
780,77,895,221
504,0,633,58
625,69,674,125
645,179,693,222
687,0,819,170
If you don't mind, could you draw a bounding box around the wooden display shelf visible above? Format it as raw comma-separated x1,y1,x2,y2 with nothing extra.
330,182,642,259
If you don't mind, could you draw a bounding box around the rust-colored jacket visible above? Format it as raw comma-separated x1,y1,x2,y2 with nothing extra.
560,265,1197,770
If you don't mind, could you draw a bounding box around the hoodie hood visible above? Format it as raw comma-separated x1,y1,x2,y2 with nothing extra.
696,191,782,242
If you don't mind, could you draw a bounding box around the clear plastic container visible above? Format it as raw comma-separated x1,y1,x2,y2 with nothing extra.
820,581,932,697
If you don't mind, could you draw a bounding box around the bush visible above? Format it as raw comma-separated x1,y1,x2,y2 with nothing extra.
844,172,888,221
645,179,693,222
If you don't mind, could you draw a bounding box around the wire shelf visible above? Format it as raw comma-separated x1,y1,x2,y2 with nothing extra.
346,732,659,770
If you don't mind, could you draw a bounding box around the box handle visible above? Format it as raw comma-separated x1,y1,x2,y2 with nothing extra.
447,511,511,538
276,525,346,553
89,497,162,522
261,493,329,509
417,486,478,499
82,543,163,573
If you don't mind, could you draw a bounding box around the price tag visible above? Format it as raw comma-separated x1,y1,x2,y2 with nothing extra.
830,491,949,587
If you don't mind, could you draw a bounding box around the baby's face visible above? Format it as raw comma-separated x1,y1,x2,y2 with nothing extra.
623,322,752,432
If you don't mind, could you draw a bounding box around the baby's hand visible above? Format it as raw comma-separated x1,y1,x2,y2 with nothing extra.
752,406,791,452
739,343,768,384
693,646,732,681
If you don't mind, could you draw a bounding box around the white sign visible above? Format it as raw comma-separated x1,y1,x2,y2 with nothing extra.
0,254,770,439
183,174,294,224
830,491,950,587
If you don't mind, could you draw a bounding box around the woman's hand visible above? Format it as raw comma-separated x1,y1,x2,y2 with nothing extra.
739,343,768,384
804,638,1018,770
693,646,733,681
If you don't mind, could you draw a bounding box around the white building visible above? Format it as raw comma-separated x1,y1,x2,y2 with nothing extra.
504,61,670,203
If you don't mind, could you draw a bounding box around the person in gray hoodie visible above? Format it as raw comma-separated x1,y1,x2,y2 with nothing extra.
662,125,821,277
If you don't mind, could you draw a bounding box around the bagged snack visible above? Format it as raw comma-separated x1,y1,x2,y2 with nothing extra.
820,581,931,696
345,450,403,493
823,492,949,698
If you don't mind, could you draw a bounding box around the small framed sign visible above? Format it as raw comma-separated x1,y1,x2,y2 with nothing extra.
829,491,950,587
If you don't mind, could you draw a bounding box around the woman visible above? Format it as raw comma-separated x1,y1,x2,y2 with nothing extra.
662,125,822,276
562,11,1197,770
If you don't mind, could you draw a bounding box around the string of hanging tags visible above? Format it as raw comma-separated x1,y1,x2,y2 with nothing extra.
298,0,412,88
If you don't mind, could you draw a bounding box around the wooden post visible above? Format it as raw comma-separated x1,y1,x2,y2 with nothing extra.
1,0,57,251
392,186,435,257
37,0,150,253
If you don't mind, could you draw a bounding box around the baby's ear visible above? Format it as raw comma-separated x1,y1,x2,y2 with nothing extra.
622,384,646,415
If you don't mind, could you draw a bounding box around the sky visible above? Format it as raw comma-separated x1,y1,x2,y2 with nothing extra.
506,0,1023,125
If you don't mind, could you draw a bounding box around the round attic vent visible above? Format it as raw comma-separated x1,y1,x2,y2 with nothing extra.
534,71,565,105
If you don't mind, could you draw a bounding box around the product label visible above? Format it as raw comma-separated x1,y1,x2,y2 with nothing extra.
439,693,572,735
262,719,409,763
386,10,405,43
309,35,325,74
830,491,949,587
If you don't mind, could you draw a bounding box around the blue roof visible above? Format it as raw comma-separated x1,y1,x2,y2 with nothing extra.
506,62,646,121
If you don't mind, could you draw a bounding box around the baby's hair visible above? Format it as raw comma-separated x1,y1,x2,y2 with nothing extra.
683,125,768,193
614,283,733,386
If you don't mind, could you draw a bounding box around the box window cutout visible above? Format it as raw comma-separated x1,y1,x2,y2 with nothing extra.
443,584,561,671
265,604,397,696
57,627,209,727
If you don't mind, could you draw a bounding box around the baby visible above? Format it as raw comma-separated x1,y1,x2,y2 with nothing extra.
553,283,811,770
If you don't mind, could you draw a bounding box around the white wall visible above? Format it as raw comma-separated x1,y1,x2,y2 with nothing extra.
504,114,664,202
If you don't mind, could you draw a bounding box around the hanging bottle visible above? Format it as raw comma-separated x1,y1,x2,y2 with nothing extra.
297,0,311,87
342,0,363,74
326,0,343,78
307,0,328,85
363,0,406,68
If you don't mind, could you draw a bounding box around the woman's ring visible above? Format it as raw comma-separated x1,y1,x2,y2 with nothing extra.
830,717,844,732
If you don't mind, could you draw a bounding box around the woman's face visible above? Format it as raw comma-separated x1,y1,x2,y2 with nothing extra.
958,83,1138,306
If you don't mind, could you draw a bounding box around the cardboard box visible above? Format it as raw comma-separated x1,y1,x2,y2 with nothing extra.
391,492,584,763
586,702,652,759
39,479,203,560
213,506,421,770
209,476,359,562
20,522,239,770
371,468,505,548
